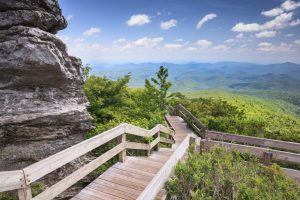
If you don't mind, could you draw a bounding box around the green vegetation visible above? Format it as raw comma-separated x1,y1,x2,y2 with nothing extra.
0,182,45,200
165,147,300,200
83,67,172,137
179,90,300,142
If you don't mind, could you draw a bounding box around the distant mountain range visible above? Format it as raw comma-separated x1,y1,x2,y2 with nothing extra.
91,62,300,92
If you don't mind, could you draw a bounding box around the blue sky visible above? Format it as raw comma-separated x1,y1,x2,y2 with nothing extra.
58,0,300,64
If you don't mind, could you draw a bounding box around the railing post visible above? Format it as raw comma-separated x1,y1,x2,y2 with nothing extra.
154,131,160,151
17,186,32,200
262,151,273,166
117,133,126,162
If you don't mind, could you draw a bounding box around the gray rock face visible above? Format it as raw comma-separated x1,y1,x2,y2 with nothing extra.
0,0,92,170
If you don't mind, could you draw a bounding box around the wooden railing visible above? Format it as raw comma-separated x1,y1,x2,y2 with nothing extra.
171,104,300,184
0,123,174,200
171,104,206,137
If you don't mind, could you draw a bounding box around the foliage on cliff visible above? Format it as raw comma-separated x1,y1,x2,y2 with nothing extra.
165,147,300,200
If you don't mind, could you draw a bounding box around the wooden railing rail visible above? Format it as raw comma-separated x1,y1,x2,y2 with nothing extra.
172,104,206,137
206,130,300,153
171,104,300,153
202,140,300,165
0,123,174,200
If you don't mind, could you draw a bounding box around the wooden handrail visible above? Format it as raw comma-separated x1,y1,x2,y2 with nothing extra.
0,123,174,199
206,130,300,153
203,140,300,165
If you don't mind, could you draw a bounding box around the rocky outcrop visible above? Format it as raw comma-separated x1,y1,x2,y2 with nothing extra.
0,0,92,170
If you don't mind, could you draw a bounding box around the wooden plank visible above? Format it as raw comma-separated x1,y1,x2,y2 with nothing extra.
283,168,300,185
160,137,174,144
108,167,153,182
24,125,125,184
32,144,125,200
121,162,159,174
148,125,161,136
124,124,149,137
126,142,149,150
88,183,135,200
177,104,206,131
79,187,125,200
93,179,141,196
17,186,32,200
126,157,163,169
99,175,146,191
159,125,174,135
206,130,300,153
0,170,25,192
149,137,160,149
112,163,155,178
206,140,300,165
137,135,191,200
101,171,149,186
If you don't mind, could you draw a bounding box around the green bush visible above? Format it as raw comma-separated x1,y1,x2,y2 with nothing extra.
165,148,300,200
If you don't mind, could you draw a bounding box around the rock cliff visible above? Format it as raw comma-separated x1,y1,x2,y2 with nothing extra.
0,0,92,170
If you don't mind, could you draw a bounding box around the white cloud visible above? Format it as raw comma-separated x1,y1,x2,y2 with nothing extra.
127,14,151,26
225,39,235,43
258,42,272,47
133,37,163,48
195,39,212,48
262,8,284,17
164,43,182,50
281,0,300,11
236,33,244,38
66,15,73,21
196,13,217,29
160,19,177,30
294,40,300,45
74,38,84,43
285,33,294,37
255,30,277,38
261,0,300,17
213,45,230,51
290,19,300,26
184,47,198,52
232,12,293,32
57,35,70,42
257,42,292,52
157,11,161,16
112,38,126,44
83,27,101,36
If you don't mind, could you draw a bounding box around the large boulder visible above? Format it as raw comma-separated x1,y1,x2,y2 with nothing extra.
0,0,92,170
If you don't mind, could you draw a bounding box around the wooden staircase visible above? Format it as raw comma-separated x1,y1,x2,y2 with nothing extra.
1,105,299,200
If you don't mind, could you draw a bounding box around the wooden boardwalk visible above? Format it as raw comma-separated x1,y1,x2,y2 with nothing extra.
71,116,192,200
1,106,299,200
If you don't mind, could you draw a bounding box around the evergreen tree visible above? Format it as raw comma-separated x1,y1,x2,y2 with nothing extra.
145,66,172,111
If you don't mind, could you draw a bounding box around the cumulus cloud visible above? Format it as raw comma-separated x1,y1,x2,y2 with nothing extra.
262,0,300,17
175,38,184,42
257,42,292,52
133,37,163,48
255,30,277,38
112,38,126,44
285,33,294,37
236,33,244,38
83,27,101,36
294,40,300,45
281,0,300,11
164,43,182,50
196,13,217,29
232,12,293,32
195,39,212,48
160,19,177,30
290,19,300,26
214,45,230,51
262,8,284,17
127,14,151,26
